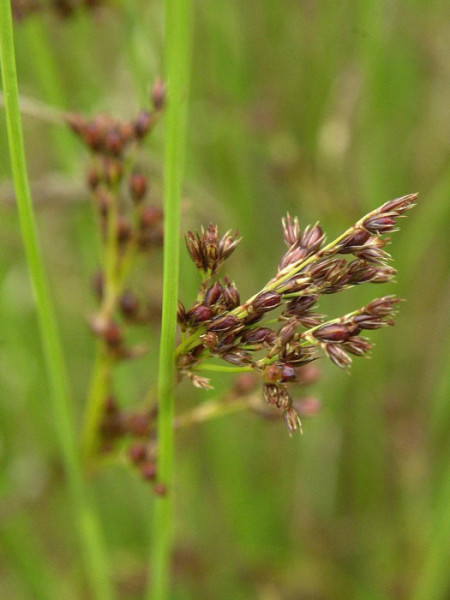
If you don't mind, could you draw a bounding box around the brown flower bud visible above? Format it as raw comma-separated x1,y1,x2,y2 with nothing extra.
301,223,325,252
129,172,148,203
103,321,123,348
134,110,155,138
207,314,240,332
363,215,398,235
117,216,132,244
284,294,318,317
223,278,240,308
104,128,124,156
187,305,212,325
282,213,301,246
141,461,157,481
252,291,281,312
281,364,297,382
241,327,276,345
120,291,139,319
343,336,372,356
203,282,223,307
339,228,371,252
128,442,147,464
365,295,400,316
221,349,253,366
325,343,352,369
314,323,350,342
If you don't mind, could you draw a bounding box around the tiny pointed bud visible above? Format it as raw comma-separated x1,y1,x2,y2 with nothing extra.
325,343,352,369
187,305,212,325
314,323,350,342
207,314,240,332
282,213,301,246
129,172,148,203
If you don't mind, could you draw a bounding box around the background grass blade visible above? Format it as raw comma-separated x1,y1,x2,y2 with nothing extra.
0,3,114,599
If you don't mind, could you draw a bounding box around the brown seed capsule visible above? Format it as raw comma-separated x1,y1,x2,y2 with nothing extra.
363,215,398,235
278,319,298,345
314,323,350,342
127,413,150,437
134,110,155,138
343,336,372,356
104,128,124,156
117,216,132,244
120,291,139,319
141,461,157,481
241,327,276,345
140,206,163,229
252,291,281,312
221,349,253,366
339,228,371,252
128,172,148,203
284,294,318,317
153,482,167,496
301,223,325,253
187,305,212,325
281,364,297,382
128,442,147,464
103,321,123,348
207,314,239,332
203,282,223,307
365,295,400,316
223,278,240,308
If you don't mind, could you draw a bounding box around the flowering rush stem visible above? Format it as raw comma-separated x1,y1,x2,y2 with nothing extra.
149,0,192,598
0,3,114,599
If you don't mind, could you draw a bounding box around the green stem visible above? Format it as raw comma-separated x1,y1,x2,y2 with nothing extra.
195,362,254,373
0,4,114,600
149,0,192,598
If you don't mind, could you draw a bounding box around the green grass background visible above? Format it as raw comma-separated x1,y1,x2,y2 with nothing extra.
1,1,450,598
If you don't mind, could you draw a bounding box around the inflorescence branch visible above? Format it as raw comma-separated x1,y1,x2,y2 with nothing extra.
177,193,417,434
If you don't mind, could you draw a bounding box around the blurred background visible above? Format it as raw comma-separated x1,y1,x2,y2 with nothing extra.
1,1,450,598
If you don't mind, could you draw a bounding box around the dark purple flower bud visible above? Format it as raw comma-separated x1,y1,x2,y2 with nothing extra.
279,245,308,269
301,223,325,253
354,246,391,265
129,443,147,464
134,110,155,138
378,193,417,216
241,327,276,345
120,291,139,319
223,277,240,308
103,321,123,348
278,319,298,345
280,276,310,294
129,172,148,203
313,323,350,342
185,231,205,270
218,229,241,260
339,228,371,253
187,305,212,325
343,336,372,356
281,364,297,382
117,216,132,244
221,349,253,366
282,213,301,246
298,314,324,328
252,291,282,312
207,314,240,332
203,282,223,307
365,295,400,316
308,258,346,282
325,343,352,369
104,128,124,156
370,266,397,283
363,215,398,234
352,314,387,330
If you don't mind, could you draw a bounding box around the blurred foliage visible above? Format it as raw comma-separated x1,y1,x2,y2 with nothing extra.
1,0,449,598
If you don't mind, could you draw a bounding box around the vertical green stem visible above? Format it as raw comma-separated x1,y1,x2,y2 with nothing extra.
149,0,192,598
0,4,114,600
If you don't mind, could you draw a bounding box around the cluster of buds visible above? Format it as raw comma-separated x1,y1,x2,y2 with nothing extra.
71,82,167,466
177,194,417,434
98,397,165,493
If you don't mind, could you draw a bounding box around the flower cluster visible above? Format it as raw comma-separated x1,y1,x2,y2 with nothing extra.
177,194,417,434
